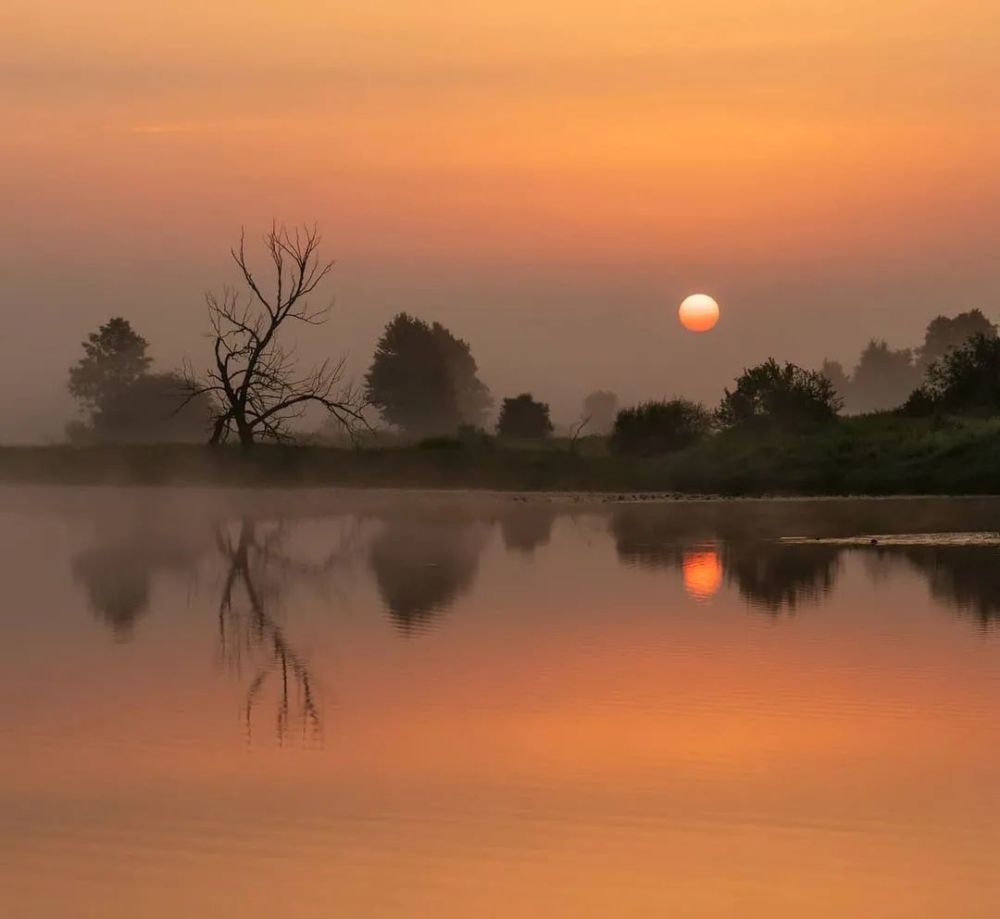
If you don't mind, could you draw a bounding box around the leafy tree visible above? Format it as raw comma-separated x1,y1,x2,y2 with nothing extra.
68,317,152,416
917,309,996,374
717,359,841,430
496,393,553,439
849,339,919,413
580,390,619,436
906,334,1000,415
611,399,712,455
365,313,491,436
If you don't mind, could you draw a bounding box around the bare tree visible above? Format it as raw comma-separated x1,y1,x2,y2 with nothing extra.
187,224,366,448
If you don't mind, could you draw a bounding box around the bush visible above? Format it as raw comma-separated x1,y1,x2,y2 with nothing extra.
497,394,553,439
718,359,841,430
611,399,713,456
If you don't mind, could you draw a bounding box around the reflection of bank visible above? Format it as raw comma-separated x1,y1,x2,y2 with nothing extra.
682,550,723,601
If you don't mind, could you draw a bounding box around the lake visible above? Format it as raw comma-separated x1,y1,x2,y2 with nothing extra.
3,488,1000,918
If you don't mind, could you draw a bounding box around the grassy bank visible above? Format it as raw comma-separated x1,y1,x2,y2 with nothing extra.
3,414,1000,495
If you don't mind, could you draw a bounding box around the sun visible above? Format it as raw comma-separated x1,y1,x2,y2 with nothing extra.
678,294,720,333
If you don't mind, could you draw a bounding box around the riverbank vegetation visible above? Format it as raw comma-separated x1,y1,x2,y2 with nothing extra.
32,225,1000,495
6,413,1000,495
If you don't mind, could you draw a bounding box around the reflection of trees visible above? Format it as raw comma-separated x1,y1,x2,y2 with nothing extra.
369,515,488,633
72,505,366,744
896,547,1000,628
499,506,556,555
72,522,200,641
214,517,361,743
723,543,841,614
609,508,688,570
610,505,842,613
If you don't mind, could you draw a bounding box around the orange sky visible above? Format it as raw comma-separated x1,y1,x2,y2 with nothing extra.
3,1,1000,437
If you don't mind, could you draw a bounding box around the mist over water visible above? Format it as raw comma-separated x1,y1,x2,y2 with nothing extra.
4,488,1000,916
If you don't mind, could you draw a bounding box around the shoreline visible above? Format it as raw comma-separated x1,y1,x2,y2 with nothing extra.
3,422,1000,498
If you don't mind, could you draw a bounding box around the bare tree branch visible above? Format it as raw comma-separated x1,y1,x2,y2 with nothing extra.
185,223,368,448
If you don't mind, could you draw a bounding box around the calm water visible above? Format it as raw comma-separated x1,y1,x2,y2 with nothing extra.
3,488,1000,918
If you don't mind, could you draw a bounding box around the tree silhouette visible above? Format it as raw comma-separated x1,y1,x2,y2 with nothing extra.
611,399,712,456
186,224,365,448
849,339,919,413
819,359,851,407
68,317,152,419
907,333,1000,415
497,393,553,439
917,309,997,375
580,390,619,436
365,313,491,436
718,359,841,430
89,372,213,443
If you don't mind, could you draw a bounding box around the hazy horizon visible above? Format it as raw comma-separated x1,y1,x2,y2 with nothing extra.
4,0,999,440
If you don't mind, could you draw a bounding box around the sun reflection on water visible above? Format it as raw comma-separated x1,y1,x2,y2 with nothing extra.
682,549,723,601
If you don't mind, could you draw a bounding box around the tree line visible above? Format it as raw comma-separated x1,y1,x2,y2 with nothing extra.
820,309,996,413
65,223,1000,455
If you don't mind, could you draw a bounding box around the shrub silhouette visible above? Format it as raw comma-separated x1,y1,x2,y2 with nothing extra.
718,359,841,430
497,393,553,439
611,399,712,456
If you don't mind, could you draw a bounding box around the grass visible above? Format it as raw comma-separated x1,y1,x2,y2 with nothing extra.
3,414,1000,495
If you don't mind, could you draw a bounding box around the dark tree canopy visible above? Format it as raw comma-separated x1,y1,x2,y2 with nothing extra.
91,373,214,443
717,359,841,430
907,333,1000,415
849,339,919,413
189,224,364,448
580,390,619,436
917,309,997,374
497,393,554,439
68,317,152,414
365,313,491,436
611,399,712,456
67,319,209,444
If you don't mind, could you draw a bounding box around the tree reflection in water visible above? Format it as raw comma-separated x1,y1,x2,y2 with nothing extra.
890,546,1000,629
72,516,203,641
369,513,490,634
498,505,556,556
72,509,367,744
721,543,841,615
609,506,841,614
215,519,322,744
